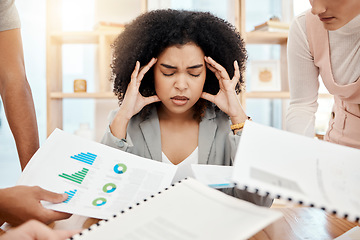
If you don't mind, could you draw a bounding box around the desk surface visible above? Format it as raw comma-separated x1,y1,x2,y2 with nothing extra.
250,207,359,240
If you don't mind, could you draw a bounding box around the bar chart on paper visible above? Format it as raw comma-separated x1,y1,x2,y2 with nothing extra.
59,168,89,184
71,152,97,165
17,129,178,219
64,189,77,203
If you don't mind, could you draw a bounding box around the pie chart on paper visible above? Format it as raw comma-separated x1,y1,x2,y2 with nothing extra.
113,163,127,174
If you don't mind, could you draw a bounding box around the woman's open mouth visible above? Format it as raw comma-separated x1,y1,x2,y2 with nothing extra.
319,16,335,22
171,96,189,106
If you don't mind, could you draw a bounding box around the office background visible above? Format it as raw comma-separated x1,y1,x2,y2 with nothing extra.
1,0,332,188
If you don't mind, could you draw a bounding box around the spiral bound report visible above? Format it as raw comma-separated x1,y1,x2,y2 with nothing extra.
70,178,282,240
232,121,360,222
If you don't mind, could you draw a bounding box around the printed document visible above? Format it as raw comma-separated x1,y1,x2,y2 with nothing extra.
232,121,360,221
18,129,177,219
71,178,283,240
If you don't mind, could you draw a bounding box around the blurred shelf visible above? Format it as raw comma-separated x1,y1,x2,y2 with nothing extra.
50,92,117,99
246,31,288,44
50,30,123,44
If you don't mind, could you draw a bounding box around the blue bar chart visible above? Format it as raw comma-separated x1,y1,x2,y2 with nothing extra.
71,152,97,165
64,189,77,203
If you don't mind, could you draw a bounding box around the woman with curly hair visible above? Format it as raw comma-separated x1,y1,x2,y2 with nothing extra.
101,9,272,207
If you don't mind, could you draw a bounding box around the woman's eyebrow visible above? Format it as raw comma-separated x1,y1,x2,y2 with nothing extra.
160,63,203,69
160,63,177,69
187,64,203,69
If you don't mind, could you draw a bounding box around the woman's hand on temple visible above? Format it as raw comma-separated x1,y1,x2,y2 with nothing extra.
110,58,160,139
119,58,160,120
201,56,247,123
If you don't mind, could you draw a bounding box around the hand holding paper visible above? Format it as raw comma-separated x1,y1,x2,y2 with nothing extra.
18,129,177,219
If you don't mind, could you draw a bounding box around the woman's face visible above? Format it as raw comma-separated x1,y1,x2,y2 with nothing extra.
309,0,360,30
153,42,206,116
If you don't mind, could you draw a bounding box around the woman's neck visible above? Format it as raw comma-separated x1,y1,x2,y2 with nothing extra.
157,105,195,123
335,14,360,34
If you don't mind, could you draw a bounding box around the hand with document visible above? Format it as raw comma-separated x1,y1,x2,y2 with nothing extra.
16,129,281,240
17,129,177,220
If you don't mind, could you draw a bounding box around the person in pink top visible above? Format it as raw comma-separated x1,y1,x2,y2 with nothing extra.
286,0,360,149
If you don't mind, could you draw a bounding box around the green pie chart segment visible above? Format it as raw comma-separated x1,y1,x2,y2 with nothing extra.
103,183,116,193
92,197,107,206
114,163,127,174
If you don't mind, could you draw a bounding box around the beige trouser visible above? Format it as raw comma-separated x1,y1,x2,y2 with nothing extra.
325,97,360,149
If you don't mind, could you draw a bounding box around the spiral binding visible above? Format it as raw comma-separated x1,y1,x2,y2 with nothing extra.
69,178,187,239
69,177,359,240
235,182,360,223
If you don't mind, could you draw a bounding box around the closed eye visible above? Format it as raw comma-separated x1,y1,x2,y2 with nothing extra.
162,72,175,76
189,73,201,77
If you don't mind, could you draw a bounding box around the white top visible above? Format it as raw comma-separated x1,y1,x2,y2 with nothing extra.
162,147,198,183
0,0,20,31
286,11,360,137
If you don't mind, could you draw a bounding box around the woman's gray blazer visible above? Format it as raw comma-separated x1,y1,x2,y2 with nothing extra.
101,106,272,207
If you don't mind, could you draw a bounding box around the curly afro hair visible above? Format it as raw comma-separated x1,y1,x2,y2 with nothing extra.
111,9,247,120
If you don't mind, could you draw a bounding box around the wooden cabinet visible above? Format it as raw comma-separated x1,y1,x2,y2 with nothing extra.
235,0,332,129
235,0,290,110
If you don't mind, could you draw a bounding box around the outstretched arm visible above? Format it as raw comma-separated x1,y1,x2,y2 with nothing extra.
0,28,39,170
0,220,79,240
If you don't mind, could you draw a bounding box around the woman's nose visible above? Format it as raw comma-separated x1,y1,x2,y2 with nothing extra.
174,74,188,90
310,0,326,15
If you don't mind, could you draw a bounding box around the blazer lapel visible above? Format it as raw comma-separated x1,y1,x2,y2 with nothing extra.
198,109,217,164
139,108,162,162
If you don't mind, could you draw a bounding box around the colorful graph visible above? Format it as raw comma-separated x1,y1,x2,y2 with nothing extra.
63,189,77,203
71,152,97,165
114,163,127,174
59,168,89,184
92,197,107,206
103,183,116,193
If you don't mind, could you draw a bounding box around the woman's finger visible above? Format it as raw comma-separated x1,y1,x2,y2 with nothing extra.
130,61,140,82
205,56,230,80
137,58,157,82
232,60,240,82
143,95,161,106
206,62,217,73
201,92,216,104
206,62,224,89
206,63,222,80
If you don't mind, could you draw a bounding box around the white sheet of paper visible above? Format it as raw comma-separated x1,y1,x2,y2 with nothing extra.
335,226,360,240
18,129,177,219
191,164,234,188
72,178,283,240
232,121,360,221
